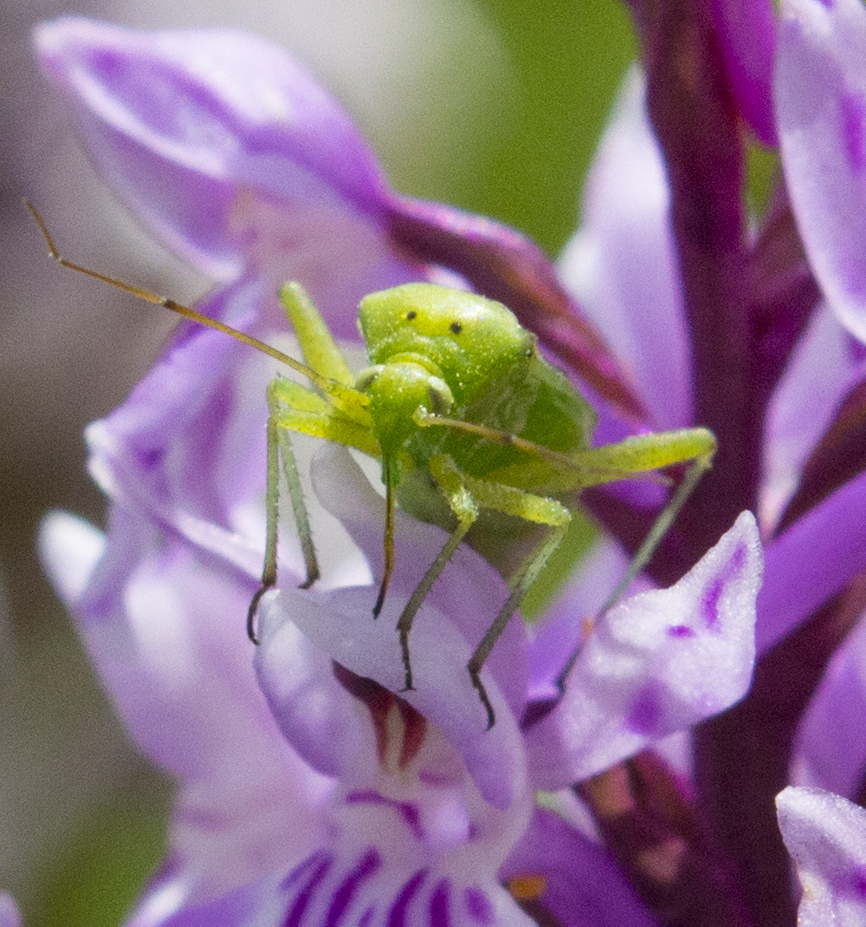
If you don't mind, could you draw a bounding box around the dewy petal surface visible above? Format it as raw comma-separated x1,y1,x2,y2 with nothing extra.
526,511,762,789
777,0,866,344
777,786,866,927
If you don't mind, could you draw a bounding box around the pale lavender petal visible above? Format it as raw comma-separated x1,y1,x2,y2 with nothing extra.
34,18,417,334
793,612,866,799
526,512,761,789
777,0,866,344
757,469,866,652
761,305,866,530
777,786,866,927
34,17,386,278
711,0,778,145
39,509,331,908
310,445,528,719
0,895,22,927
559,67,692,432
501,809,658,927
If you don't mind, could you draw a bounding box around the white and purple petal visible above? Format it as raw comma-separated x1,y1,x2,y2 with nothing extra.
526,511,762,789
777,786,866,926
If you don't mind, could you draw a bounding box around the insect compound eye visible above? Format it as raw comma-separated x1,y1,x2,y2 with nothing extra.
406,310,417,320
449,321,462,335
355,364,384,392
427,378,454,416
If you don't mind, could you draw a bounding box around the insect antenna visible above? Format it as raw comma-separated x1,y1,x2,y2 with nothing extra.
25,199,336,393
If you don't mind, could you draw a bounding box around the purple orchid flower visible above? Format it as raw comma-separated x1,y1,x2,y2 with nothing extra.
30,2,866,926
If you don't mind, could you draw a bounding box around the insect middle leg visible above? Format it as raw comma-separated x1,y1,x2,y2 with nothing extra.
396,454,570,729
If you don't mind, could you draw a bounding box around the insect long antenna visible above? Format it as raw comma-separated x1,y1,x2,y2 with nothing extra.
24,199,338,393
372,458,396,618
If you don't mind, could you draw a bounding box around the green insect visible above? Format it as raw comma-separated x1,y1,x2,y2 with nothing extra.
28,201,716,728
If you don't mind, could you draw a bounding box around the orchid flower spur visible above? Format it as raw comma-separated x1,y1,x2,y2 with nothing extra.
28,3,866,927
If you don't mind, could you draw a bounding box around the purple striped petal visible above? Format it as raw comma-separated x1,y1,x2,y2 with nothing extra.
526,512,761,788
777,0,866,344
777,786,866,926
255,447,529,812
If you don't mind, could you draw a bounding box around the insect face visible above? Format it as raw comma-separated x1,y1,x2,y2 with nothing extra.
358,283,535,405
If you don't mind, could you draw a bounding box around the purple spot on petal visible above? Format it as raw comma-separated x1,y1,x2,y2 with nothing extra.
464,887,494,925
430,879,451,927
701,576,724,628
850,864,866,897
358,906,376,927
627,685,662,736
138,446,164,471
346,790,424,841
668,624,696,638
815,0,834,8
387,870,428,927
283,854,333,927
700,542,746,631
325,849,382,927
842,91,866,172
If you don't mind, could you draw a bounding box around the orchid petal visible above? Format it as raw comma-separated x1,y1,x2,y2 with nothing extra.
0,895,22,927
39,509,331,908
501,809,658,927
758,469,866,652
255,446,528,812
777,0,866,344
777,786,866,927
793,613,866,798
34,18,416,332
526,512,762,788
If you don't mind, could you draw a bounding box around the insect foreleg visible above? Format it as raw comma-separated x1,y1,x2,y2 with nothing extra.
247,378,381,642
396,454,480,692
279,282,355,387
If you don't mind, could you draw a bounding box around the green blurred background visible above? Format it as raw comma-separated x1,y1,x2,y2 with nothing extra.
0,1,636,924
